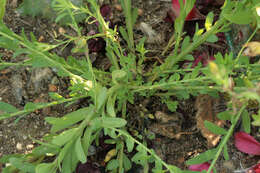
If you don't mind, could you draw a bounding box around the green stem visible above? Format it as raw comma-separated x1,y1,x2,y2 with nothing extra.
123,0,134,50
118,141,124,173
162,18,226,71
162,33,176,56
130,77,210,91
0,30,83,82
0,0,6,21
0,94,88,120
207,104,247,173
113,128,177,173
0,62,27,67
235,27,258,63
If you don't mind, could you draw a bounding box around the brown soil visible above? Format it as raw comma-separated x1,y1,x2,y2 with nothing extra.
0,0,260,172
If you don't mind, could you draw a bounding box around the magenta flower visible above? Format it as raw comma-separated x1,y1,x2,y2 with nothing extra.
234,132,260,173
169,0,204,21
235,132,260,155
252,163,260,173
191,51,215,68
189,162,212,172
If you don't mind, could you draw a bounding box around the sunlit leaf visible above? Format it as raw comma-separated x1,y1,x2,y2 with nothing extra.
204,120,227,135
186,148,218,165
242,110,251,133
0,102,18,113
52,128,78,146
35,163,56,173
75,137,86,163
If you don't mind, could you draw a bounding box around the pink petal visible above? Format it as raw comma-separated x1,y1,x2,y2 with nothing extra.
235,132,260,155
253,163,260,173
189,162,212,172
191,51,214,68
171,0,204,21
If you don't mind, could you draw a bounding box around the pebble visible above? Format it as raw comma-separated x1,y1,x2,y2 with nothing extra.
16,143,22,150
29,68,53,93
10,73,24,105
26,144,34,150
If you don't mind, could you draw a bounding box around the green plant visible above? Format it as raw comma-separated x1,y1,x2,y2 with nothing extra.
0,0,260,172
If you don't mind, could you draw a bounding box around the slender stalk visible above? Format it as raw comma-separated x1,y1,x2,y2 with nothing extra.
235,27,258,63
162,18,226,71
0,30,84,82
118,141,124,173
130,77,210,91
0,0,6,21
207,104,247,173
0,94,89,120
162,33,176,56
123,0,134,50
113,128,177,173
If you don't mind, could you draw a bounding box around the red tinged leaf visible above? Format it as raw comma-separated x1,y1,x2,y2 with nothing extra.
192,51,215,68
170,0,204,21
235,132,260,155
253,163,260,173
188,162,212,173
100,4,111,21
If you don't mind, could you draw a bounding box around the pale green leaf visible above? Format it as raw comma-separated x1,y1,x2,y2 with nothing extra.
217,111,232,121
52,128,78,146
107,94,117,117
45,106,94,133
101,117,127,128
126,137,134,152
35,163,56,173
123,154,132,171
186,148,218,165
106,159,119,170
204,120,227,135
242,110,251,133
75,137,86,163
206,34,218,43
9,157,35,173
0,102,18,113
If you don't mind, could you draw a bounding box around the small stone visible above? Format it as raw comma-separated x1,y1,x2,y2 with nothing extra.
26,144,34,149
23,135,28,140
138,8,143,16
58,27,66,35
48,84,58,92
16,143,23,150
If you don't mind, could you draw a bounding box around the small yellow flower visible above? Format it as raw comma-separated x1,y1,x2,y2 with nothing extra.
209,61,219,74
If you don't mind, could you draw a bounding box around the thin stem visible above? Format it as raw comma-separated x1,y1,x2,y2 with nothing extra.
118,141,124,173
0,62,27,67
0,0,6,21
162,33,175,56
130,77,211,91
0,30,84,82
162,18,226,71
0,94,89,120
113,128,177,173
123,0,134,50
235,27,258,63
207,104,247,173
